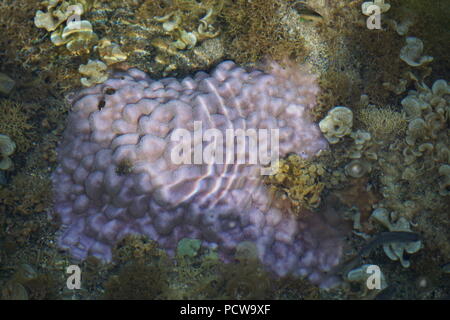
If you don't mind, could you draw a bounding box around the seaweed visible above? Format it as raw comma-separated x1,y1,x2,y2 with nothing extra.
221,0,306,63
202,257,274,299
103,261,169,300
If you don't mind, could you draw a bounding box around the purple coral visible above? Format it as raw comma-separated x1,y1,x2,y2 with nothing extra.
52,61,346,286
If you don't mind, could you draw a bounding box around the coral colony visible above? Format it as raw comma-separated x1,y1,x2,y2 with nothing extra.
52,60,348,286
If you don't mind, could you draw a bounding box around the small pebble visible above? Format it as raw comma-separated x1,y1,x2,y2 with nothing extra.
0,73,15,95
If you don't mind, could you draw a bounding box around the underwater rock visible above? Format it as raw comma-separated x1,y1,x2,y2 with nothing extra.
176,238,202,258
438,164,450,196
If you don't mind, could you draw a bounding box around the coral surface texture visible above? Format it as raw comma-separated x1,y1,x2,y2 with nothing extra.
52,60,347,286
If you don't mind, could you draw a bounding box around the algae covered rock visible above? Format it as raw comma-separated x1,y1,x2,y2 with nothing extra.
78,59,108,87
0,73,15,95
176,238,202,258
